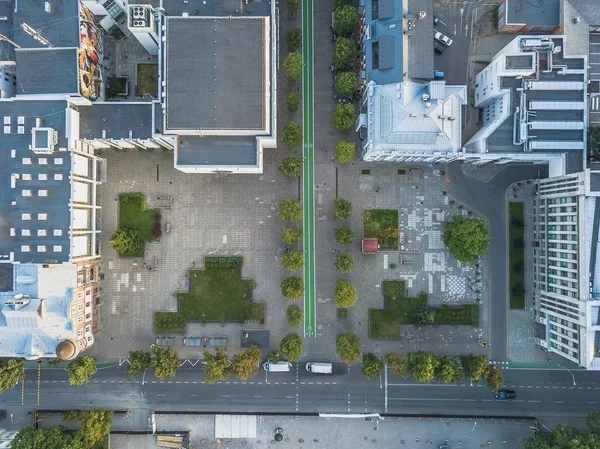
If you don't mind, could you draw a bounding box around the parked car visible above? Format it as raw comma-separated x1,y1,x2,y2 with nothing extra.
435,31,453,46
434,70,444,79
434,42,446,55
433,15,440,25
495,389,516,399
165,222,171,234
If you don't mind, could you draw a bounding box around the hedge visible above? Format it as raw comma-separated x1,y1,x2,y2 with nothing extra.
119,193,147,211
205,257,243,269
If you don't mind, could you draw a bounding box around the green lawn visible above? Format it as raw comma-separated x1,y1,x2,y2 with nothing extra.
136,63,158,96
119,194,160,256
369,281,479,339
154,312,187,334
364,209,399,250
176,258,264,325
509,202,526,309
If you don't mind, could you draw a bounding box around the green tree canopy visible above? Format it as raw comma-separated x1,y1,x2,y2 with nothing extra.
11,425,80,449
487,365,504,393
333,103,355,132
334,226,355,244
385,353,406,377
524,417,600,449
434,356,463,383
286,305,304,328
335,71,357,98
281,276,305,300
334,5,358,36
282,228,303,244
151,346,179,380
362,353,385,380
286,0,301,16
283,52,302,80
126,350,152,377
279,155,303,178
286,92,300,111
109,228,144,257
281,250,304,271
280,333,303,361
204,348,233,383
283,122,303,148
334,37,354,69
233,345,262,381
460,354,489,383
0,358,24,392
335,252,356,273
336,332,362,364
407,351,435,383
286,28,301,51
334,280,358,308
444,216,491,264
335,140,355,163
65,356,97,386
334,198,352,222
65,409,114,448
589,126,600,161
279,198,303,222
412,304,435,325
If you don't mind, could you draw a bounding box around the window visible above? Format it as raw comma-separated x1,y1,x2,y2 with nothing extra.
54,174,63,181
37,245,46,252
38,174,47,181
21,245,30,252
22,190,31,197
53,229,63,236
37,229,46,236
37,213,47,220
21,229,31,236
38,158,47,165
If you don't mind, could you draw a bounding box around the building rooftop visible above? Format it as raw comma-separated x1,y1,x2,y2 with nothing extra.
568,0,600,26
176,136,258,167
165,17,267,132
407,0,434,79
505,0,561,27
15,49,79,95
78,103,154,140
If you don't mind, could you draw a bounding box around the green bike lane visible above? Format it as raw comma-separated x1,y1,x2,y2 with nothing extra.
302,0,316,338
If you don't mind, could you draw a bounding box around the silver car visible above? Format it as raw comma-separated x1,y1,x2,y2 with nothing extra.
434,31,453,46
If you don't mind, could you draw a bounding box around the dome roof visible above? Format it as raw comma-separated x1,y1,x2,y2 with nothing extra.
55,340,77,360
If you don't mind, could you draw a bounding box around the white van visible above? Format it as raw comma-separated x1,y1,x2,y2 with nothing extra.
305,362,332,374
263,361,292,372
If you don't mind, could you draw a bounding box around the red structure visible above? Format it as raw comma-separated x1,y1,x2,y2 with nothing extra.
362,238,379,254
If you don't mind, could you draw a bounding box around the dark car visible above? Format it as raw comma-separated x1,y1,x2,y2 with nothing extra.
434,42,446,55
495,389,516,399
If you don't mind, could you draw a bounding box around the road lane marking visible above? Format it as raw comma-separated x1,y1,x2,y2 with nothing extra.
528,400,541,403
388,398,461,401
157,394,166,397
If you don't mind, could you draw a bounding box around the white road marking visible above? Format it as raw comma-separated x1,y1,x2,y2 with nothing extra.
388,398,460,401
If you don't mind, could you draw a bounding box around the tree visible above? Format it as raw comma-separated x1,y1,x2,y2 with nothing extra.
281,250,304,271
589,125,600,161
524,420,600,449
283,52,302,81
0,358,24,392
233,345,262,381
335,252,356,273
444,216,491,264
109,228,144,256
282,228,303,244
336,332,362,364
335,71,357,98
151,346,179,380
279,155,302,178
460,354,489,383
334,37,354,69
126,350,152,377
65,356,97,386
385,353,406,377
407,351,435,383
362,353,384,380
280,333,303,361
333,0,351,8
283,122,302,148
334,5,357,36
487,365,504,393
334,226,355,244
204,348,233,384
286,305,304,328
286,28,301,51
411,304,435,325
334,198,352,222
286,0,300,16
334,280,358,308
281,276,305,300
335,140,355,163
279,198,303,222
11,425,80,449
65,409,114,448
333,103,355,132
434,356,463,383
286,92,300,111
512,283,526,298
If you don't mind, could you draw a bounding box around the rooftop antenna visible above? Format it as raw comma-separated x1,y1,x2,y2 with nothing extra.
20,23,54,48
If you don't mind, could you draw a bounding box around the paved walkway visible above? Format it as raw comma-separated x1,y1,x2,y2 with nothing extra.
302,0,316,338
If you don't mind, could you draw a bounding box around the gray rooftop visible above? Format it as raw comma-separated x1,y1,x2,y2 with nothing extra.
162,0,271,17
176,136,258,167
15,49,79,95
567,0,600,26
165,17,266,132
407,0,434,79
77,103,154,140
0,100,71,264
505,0,561,27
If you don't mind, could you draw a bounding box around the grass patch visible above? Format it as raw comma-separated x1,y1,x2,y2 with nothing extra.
369,281,479,339
118,193,161,256
176,258,264,325
154,312,187,334
509,202,525,309
361,169,371,175
397,169,406,175
364,209,399,250
137,63,158,96
337,308,348,319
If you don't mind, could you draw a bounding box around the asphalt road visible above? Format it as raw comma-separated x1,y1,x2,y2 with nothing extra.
447,162,548,362
5,365,599,424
